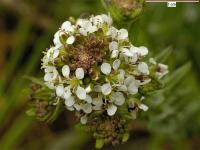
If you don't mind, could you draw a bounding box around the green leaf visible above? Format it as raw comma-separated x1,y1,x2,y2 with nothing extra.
155,46,173,63
26,108,36,117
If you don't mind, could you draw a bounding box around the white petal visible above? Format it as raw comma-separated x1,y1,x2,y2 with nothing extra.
85,84,92,93
79,28,87,36
101,63,111,75
112,92,125,106
112,59,121,70
111,50,119,58
64,86,71,99
84,95,92,103
62,65,70,77
82,103,92,114
109,41,118,51
118,29,128,40
74,104,81,111
53,31,62,46
75,68,84,80
101,83,112,95
65,96,75,107
138,104,149,111
124,76,135,86
92,96,103,106
93,85,102,92
66,36,75,44
107,105,117,116
128,82,138,95
56,85,64,97
138,46,148,56
53,49,59,59
149,58,157,65
76,86,86,100
117,85,127,92
138,62,149,75
101,14,112,25
80,115,87,124
117,69,125,83
44,73,52,82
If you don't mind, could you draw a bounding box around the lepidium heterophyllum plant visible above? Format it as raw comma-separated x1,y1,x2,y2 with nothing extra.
26,1,168,148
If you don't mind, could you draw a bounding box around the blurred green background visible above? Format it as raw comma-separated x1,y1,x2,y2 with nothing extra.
0,0,200,149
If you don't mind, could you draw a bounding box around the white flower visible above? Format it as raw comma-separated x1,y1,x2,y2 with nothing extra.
44,66,58,82
101,83,112,95
76,86,86,100
65,96,75,107
137,62,149,75
61,21,74,32
107,104,117,116
111,92,125,106
80,115,87,124
66,36,75,44
56,85,64,97
62,65,70,78
101,63,111,75
109,41,118,51
75,68,84,80
117,29,128,40
138,104,149,111
112,59,121,70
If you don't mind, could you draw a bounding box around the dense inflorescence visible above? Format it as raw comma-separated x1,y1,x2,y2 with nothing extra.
37,14,168,145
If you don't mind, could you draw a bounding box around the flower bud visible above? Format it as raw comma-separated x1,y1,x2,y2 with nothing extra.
103,0,144,22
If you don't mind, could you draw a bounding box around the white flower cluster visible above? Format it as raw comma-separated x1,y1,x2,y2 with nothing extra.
41,14,168,124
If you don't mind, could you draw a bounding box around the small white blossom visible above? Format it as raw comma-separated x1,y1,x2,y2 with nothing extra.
61,21,74,32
